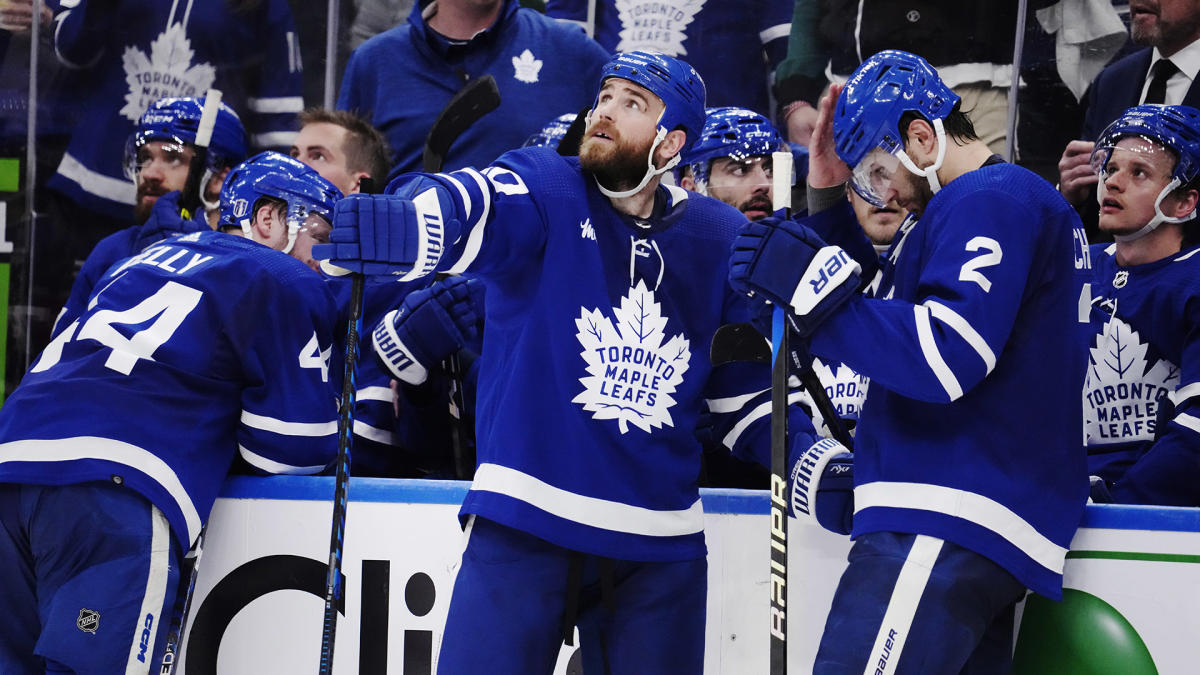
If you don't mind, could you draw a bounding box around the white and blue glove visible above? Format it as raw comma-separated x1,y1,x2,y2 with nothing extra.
315,186,461,279
790,437,854,535
372,276,484,385
729,217,861,338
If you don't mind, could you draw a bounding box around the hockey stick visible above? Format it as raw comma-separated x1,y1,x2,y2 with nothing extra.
179,89,222,220
159,526,206,673
318,266,365,674
556,106,590,156
423,75,501,480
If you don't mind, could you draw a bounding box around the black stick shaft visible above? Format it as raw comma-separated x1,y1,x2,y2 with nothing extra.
768,150,792,675
318,273,363,674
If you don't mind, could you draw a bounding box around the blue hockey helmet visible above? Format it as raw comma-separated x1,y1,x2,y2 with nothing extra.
124,96,249,180
1090,104,1200,240
218,151,343,254
522,113,578,149
596,51,706,152
834,50,959,207
684,107,787,190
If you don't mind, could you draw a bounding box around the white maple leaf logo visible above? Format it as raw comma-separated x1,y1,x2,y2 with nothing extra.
572,280,690,434
512,49,542,84
1083,317,1179,445
812,358,870,427
120,24,217,122
615,0,706,56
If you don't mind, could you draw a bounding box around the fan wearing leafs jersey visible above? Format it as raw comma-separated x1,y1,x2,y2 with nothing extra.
0,159,340,674
1083,103,1200,508
319,51,824,674
729,50,1090,674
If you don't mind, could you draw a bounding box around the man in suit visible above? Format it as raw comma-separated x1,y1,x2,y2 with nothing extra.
1059,0,1200,238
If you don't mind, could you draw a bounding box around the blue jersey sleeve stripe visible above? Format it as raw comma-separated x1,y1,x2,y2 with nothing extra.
245,96,305,114
440,171,474,219
705,388,768,414
238,445,328,475
240,410,338,436
0,437,202,544
444,168,494,274
925,300,997,371
915,304,963,400
854,481,1069,575
471,462,705,537
721,391,807,449
759,23,790,43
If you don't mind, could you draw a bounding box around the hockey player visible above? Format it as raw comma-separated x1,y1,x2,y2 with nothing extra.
53,96,249,336
0,164,340,673
679,107,788,221
291,108,393,197
319,51,825,673
1083,104,1200,507
729,50,1090,673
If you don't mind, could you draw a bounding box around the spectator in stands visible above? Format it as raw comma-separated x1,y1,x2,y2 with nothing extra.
773,0,1045,153
544,0,791,119
338,0,609,176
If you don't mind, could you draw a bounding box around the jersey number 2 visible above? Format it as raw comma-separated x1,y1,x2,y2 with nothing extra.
959,237,1003,293
33,281,203,376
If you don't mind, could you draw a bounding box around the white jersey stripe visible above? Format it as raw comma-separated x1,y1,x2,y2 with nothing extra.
57,153,136,205
252,131,298,148
706,388,768,414
1173,381,1200,405
241,410,338,436
238,445,328,475
721,391,808,449
352,420,394,444
470,463,705,537
445,168,493,274
1173,412,1200,435
125,506,171,673
863,535,944,675
0,437,202,545
245,96,304,114
914,305,962,400
759,23,790,43
357,386,393,403
440,172,474,220
854,481,1069,574
924,300,996,372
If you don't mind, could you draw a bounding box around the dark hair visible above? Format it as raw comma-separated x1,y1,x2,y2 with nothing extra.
298,108,393,184
898,102,979,148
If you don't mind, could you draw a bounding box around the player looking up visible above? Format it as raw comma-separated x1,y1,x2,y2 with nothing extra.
53,96,249,336
679,106,788,221
291,108,393,197
728,49,1090,673
0,166,340,673
318,51,824,674
1083,104,1200,507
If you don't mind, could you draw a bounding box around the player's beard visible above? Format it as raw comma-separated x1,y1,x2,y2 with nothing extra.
894,166,934,215
134,180,167,224
579,123,655,192
738,193,773,220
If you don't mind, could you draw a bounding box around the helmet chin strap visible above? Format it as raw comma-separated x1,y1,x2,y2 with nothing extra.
595,127,679,199
1109,177,1196,242
895,117,948,194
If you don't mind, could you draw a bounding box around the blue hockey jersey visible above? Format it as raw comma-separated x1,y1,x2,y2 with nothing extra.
544,0,792,117
0,231,338,550
385,147,814,561
46,0,304,220
808,165,1090,599
1084,243,1200,506
338,0,610,176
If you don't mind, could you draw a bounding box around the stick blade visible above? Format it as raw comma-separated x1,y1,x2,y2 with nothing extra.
710,323,771,366
422,75,502,173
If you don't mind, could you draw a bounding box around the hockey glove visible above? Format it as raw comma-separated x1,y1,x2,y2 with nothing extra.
315,186,461,279
729,217,861,338
1088,475,1113,504
372,276,484,385
134,190,208,252
790,437,854,535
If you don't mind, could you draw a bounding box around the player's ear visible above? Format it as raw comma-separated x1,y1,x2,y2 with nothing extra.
251,202,278,240
903,118,936,162
656,129,688,167
350,171,370,195
1169,187,1200,219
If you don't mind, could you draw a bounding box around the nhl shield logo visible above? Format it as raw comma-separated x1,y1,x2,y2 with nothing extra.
1113,270,1128,289
77,608,100,634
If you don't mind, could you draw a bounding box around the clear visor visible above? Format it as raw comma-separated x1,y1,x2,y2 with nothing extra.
123,137,191,181
705,155,780,190
296,211,333,244
287,199,332,235
1089,136,1176,179
850,146,903,208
